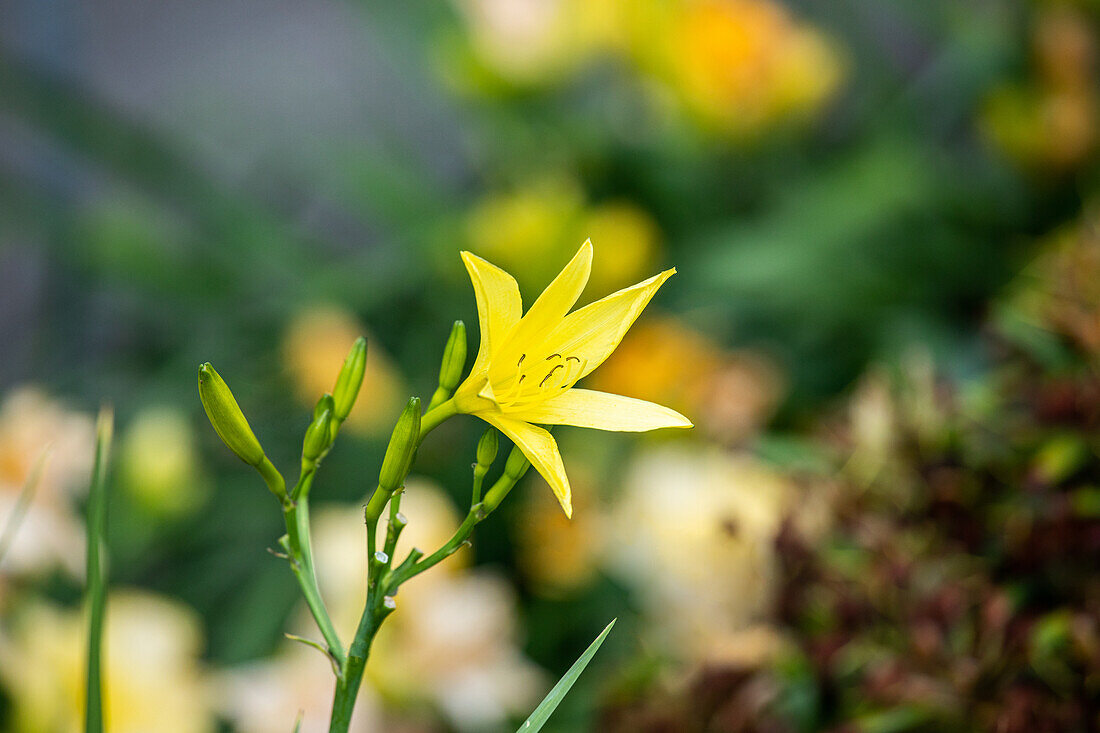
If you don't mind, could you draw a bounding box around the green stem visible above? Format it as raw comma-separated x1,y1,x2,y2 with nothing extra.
329,592,388,733
85,410,112,733
256,456,287,502
426,385,451,411
284,496,346,669
419,398,457,440
398,469,522,584
328,397,465,731
471,464,487,506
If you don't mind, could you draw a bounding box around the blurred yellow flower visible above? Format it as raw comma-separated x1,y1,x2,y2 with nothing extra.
605,444,793,667
515,465,604,594
581,202,661,294
0,591,214,733
648,0,843,134
452,242,692,516
466,178,585,288
589,316,783,443
282,306,406,436
982,5,1098,170
467,180,662,298
0,387,94,578
120,406,207,518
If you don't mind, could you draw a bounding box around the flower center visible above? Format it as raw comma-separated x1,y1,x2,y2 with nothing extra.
491,351,588,411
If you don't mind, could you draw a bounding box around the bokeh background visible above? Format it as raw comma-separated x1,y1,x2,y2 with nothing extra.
2,0,1099,730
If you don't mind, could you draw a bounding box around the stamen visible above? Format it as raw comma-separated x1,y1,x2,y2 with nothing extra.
540,364,564,387
492,350,588,411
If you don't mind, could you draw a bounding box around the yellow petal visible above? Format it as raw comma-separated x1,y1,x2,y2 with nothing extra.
514,388,692,432
461,251,523,375
482,413,573,517
544,268,675,378
491,241,593,381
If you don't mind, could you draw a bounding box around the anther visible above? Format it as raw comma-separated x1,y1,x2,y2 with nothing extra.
540,364,564,387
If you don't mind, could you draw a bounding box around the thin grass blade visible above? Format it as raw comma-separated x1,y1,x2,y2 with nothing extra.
517,618,616,733
85,407,113,733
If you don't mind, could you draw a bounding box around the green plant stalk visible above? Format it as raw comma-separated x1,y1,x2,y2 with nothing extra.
85,409,112,733
426,385,451,411
328,398,468,732
285,463,346,669
330,473,516,732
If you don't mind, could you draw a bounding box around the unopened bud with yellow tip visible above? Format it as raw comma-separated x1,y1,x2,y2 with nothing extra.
198,363,265,467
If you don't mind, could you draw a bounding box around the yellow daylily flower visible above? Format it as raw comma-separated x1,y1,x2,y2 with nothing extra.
452,239,692,517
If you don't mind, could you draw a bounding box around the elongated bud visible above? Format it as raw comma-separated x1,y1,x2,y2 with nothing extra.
314,393,335,421
378,398,421,492
503,444,531,482
476,428,498,468
198,363,265,467
313,393,339,445
438,321,466,392
332,337,367,422
303,408,333,461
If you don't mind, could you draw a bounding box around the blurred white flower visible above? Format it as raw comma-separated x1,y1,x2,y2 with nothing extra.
368,570,545,731
0,590,215,733
0,387,95,578
216,644,383,733
606,443,794,667
453,0,582,85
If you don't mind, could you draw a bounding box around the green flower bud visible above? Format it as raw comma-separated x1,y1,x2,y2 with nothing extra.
198,363,265,467
302,408,333,462
476,428,498,468
313,393,335,421
332,337,367,421
378,397,421,492
438,321,467,392
503,444,531,482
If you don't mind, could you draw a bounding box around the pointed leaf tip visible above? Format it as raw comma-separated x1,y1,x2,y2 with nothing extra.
517,619,616,733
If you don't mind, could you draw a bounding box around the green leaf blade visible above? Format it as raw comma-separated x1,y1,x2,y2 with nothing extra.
517,619,616,733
